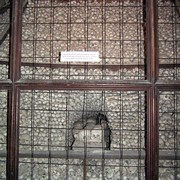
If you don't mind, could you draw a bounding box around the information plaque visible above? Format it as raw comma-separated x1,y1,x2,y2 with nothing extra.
61,51,100,62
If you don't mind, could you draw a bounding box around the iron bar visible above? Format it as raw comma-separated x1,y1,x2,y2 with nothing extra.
0,0,28,45
1,150,180,160
145,0,159,179
0,80,12,89
7,0,23,179
2,60,180,70
146,87,159,180
0,0,179,179
146,0,159,82
15,79,152,91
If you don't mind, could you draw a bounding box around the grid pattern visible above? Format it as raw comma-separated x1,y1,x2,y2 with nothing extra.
21,0,145,80
19,90,145,179
0,90,7,179
158,0,180,80
159,91,180,179
19,158,145,179
0,0,179,179
0,6,10,80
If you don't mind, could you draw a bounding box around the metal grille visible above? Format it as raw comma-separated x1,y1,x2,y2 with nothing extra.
0,90,7,179
19,90,145,179
21,0,145,80
0,0,180,179
0,4,10,80
158,0,180,80
159,91,180,179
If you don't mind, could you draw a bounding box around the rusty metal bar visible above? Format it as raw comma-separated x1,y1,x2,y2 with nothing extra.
7,0,23,179
7,87,20,180
9,0,23,81
156,81,180,90
15,79,152,91
1,150,179,160
0,80,12,89
19,62,180,69
1,60,179,69
146,87,159,180
146,0,159,82
0,0,28,45
19,62,146,70
3,150,147,159
1,0,177,179
145,0,159,179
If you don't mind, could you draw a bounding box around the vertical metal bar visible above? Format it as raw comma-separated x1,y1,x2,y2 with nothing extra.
146,0,158,82
83,159,87,180
146,87,159,180
146,0,159,179
7,87,20,180
9,0,22,81
7,0,23,179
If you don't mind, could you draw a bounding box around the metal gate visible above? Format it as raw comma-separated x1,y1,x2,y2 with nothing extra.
0,0,179,179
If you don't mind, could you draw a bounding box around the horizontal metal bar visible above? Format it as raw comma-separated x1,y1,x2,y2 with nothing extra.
1,61,179,70
15,79,151,90
0,80,12,89
0,150,179,160
1,76,179,92
29,0,143,6
21,62,146,70
156,81,180,90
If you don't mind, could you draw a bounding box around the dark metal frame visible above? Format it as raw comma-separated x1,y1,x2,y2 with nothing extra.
0,0,180,179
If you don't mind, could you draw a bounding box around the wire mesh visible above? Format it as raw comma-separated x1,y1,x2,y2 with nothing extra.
0,5,10,80
1,0,179,179
19,90,146,179
159,91,180,179
158,0,180,80
0,90,7,179
21,0,145,80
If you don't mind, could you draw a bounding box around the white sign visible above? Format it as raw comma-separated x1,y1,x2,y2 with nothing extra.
61,51,100,62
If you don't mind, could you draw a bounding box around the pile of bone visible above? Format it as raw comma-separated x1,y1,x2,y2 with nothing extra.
20,0,145,80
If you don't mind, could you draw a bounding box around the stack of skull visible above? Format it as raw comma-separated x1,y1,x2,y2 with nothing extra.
71,113,111,150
